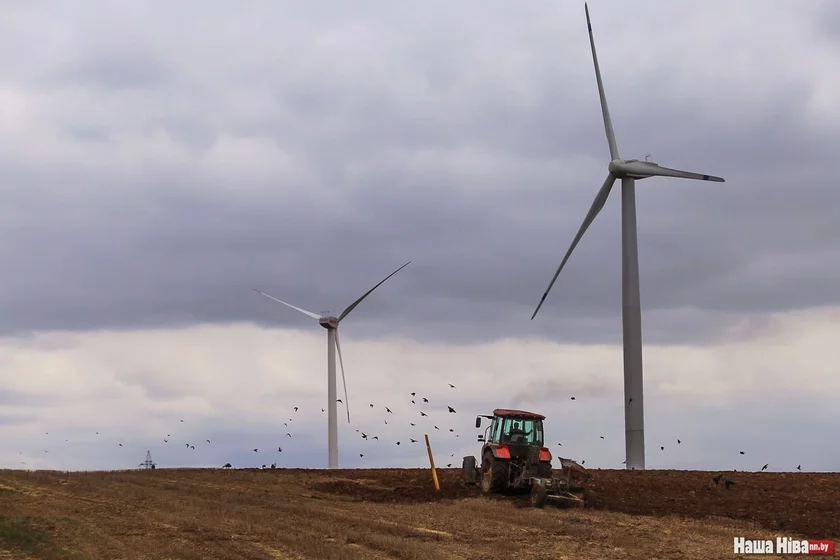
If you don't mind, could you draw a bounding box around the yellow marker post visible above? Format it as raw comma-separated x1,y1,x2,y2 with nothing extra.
424,434,441,492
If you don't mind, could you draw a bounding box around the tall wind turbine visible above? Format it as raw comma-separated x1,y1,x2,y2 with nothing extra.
530,3,724,471
254,261,410,469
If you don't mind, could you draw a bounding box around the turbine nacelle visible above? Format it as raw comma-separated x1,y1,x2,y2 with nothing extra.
319,317,340,329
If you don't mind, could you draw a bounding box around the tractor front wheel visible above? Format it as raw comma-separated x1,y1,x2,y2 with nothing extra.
480,454,509,495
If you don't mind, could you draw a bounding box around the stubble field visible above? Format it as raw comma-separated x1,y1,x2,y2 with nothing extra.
0,467,837,560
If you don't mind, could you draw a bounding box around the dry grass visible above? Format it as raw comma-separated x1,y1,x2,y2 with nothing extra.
0,468,800,559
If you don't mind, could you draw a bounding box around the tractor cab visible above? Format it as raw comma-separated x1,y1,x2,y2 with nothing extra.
476,409,545,448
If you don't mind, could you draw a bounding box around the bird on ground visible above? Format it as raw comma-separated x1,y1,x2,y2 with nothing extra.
725,480,736,489
447,406,456,413
712,473,723,484
449,429,454,432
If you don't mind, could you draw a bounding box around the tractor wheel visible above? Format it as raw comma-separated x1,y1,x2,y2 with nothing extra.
530,483,548,508
480,454,509,495
463,456,478,485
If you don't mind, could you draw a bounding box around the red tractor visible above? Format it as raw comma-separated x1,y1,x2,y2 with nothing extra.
463,408,587,508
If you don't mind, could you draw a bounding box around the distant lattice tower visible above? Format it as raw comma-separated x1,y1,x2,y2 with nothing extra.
138,450,156,470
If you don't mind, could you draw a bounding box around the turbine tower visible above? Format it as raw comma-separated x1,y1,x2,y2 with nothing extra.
531,3,724,470
254,261,410,469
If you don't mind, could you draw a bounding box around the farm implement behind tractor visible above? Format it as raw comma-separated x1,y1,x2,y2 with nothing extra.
463,409,588,508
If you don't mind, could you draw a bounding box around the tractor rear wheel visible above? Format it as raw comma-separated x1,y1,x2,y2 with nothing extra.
480,454,509,495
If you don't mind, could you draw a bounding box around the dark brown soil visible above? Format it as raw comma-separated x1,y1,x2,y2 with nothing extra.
302,467,840,539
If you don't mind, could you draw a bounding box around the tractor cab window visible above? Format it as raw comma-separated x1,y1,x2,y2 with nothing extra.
500,418,544,445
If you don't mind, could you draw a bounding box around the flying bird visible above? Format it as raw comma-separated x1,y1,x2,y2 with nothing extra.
410,423,415,426
370,404,374,408
386,407,392,414
797,464,801,471
294,407,298,412
206,439,211,443
286,433,292,438
422,398,429,403
761,464,769,471
420,412,428,417
410,438,418,443
190,445,195,450
434,426,440,430
396,441,401,445
359,454,364,457
660,446,664,451
570,397,575,400
410,392,416,396
278,447,282,452
337,399,343,404
677,439,681,444
740,451,745,455
600,436,605,439
253,449,258,452
447,406,456,413
372,436,379,441
180,420,184,422
411,400,415,404
361,433,368,440
449,384,455,388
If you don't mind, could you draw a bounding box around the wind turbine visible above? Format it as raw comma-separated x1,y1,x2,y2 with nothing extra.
253,261,410,469
530,3,724,470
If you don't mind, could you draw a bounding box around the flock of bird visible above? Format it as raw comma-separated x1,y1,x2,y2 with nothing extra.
8,383,806,474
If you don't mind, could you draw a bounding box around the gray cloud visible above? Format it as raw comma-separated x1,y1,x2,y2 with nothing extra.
0,0,838,345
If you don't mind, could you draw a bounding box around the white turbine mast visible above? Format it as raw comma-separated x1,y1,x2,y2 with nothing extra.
253,261,410,469
531,3,724,470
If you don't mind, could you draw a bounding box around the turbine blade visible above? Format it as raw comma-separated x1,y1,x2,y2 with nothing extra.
337,261,411,322
585,3,619,160
252,288,321,319
531,173,617,320
623,161,725,182
335,328,350,423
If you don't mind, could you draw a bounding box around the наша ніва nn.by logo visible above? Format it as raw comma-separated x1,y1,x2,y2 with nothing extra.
734,537,834,554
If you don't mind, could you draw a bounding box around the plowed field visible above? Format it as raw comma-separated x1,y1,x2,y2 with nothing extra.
0,467,836,559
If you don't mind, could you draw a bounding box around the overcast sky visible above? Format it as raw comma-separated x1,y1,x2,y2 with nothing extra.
1,0,839,473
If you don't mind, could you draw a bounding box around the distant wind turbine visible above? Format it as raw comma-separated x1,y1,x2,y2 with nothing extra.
531,3,725,471
253,261,410,469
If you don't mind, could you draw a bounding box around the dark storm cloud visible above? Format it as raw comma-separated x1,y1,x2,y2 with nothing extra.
0,1,838,345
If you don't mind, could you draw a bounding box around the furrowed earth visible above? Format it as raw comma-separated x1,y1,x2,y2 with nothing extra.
0,467,836,559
